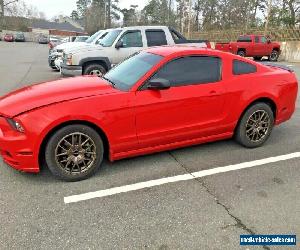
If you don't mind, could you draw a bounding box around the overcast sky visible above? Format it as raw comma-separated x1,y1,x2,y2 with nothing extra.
23,0,147,19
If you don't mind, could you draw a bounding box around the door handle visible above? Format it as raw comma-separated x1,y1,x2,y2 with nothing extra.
209,90,217,95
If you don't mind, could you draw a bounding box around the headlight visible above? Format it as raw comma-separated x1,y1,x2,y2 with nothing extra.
66,54,73,65
6,118,25,133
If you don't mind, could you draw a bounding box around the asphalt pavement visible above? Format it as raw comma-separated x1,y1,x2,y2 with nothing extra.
0,42,299,250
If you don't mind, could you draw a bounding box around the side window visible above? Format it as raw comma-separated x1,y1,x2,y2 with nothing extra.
260,36,267,43
151,56,222,87
233,60,257,75
255,36,259,43
120,31,143,48
146,30,168,47
237,36,252,42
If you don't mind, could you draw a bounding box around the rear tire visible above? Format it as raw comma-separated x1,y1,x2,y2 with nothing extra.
268,50,279,62
45,125,104,181
83,64,106,77
237,50,246,57
235,103,274,148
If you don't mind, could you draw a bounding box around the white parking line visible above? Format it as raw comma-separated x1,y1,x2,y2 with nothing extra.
64,152,300,204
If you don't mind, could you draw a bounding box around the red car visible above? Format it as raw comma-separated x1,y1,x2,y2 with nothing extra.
0,47,298,181
215,34,281,61
4,34,14,42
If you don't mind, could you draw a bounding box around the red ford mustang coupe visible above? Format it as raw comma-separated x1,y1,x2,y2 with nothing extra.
0,47,298,181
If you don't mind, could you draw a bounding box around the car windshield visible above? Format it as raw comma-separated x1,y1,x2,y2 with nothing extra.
104,52,163,91
98,29,122,47
74,36,88,42
86,31,102,43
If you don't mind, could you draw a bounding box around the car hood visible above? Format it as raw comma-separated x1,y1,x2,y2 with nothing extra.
56,42,86,51
0,76,117,117
67,44,104,54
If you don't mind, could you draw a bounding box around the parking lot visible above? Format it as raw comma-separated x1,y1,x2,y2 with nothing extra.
0,41,300,249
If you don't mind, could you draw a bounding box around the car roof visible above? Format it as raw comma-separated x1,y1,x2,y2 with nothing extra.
104,26,168,32
145,46,222,57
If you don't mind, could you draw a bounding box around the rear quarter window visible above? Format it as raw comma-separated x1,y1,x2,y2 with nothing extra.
233,60,257,75
146,30,168,47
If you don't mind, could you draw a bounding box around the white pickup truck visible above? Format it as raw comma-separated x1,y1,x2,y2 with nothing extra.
48,30,104,70
60,26,211,77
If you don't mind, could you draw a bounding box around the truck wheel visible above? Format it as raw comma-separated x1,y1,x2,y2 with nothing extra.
237,50,246,57
253,56,262,61
235,103,274,148
83,64,107,77
268,50,279,62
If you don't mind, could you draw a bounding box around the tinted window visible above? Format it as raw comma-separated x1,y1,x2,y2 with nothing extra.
146,30,168,46
151,56,221,87
104,52,163,91
237,36,252,42
255,36,259,43
233,60,257,75
119,31,143,47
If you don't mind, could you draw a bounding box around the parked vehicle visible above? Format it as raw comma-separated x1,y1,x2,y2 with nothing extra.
4,34,14,42
49,36,62,49
61,36,80,43
38,34,49,44
0,47,297,181
48,30,104,70
60,26,211,77
215,35,281,61
14,32,25,42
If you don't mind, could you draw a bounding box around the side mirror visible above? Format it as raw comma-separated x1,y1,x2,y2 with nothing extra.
147,78,170,90
115,40,124,49
267,39,271,44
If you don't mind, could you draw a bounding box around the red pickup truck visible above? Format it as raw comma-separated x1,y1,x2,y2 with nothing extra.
215,35,281,61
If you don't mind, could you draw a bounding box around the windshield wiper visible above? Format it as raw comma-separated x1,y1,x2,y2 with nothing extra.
102,76,115,87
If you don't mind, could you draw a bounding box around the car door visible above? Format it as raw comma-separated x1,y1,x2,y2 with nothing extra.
111,30,145,65
257,36,269,55
135,55,226,148
253,36,262,56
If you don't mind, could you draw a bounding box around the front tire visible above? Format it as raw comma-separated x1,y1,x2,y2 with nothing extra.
45,125,104,181
235,103,274,148
83,64,106,77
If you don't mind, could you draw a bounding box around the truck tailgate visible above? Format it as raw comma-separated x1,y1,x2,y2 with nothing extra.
215,43,231,52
